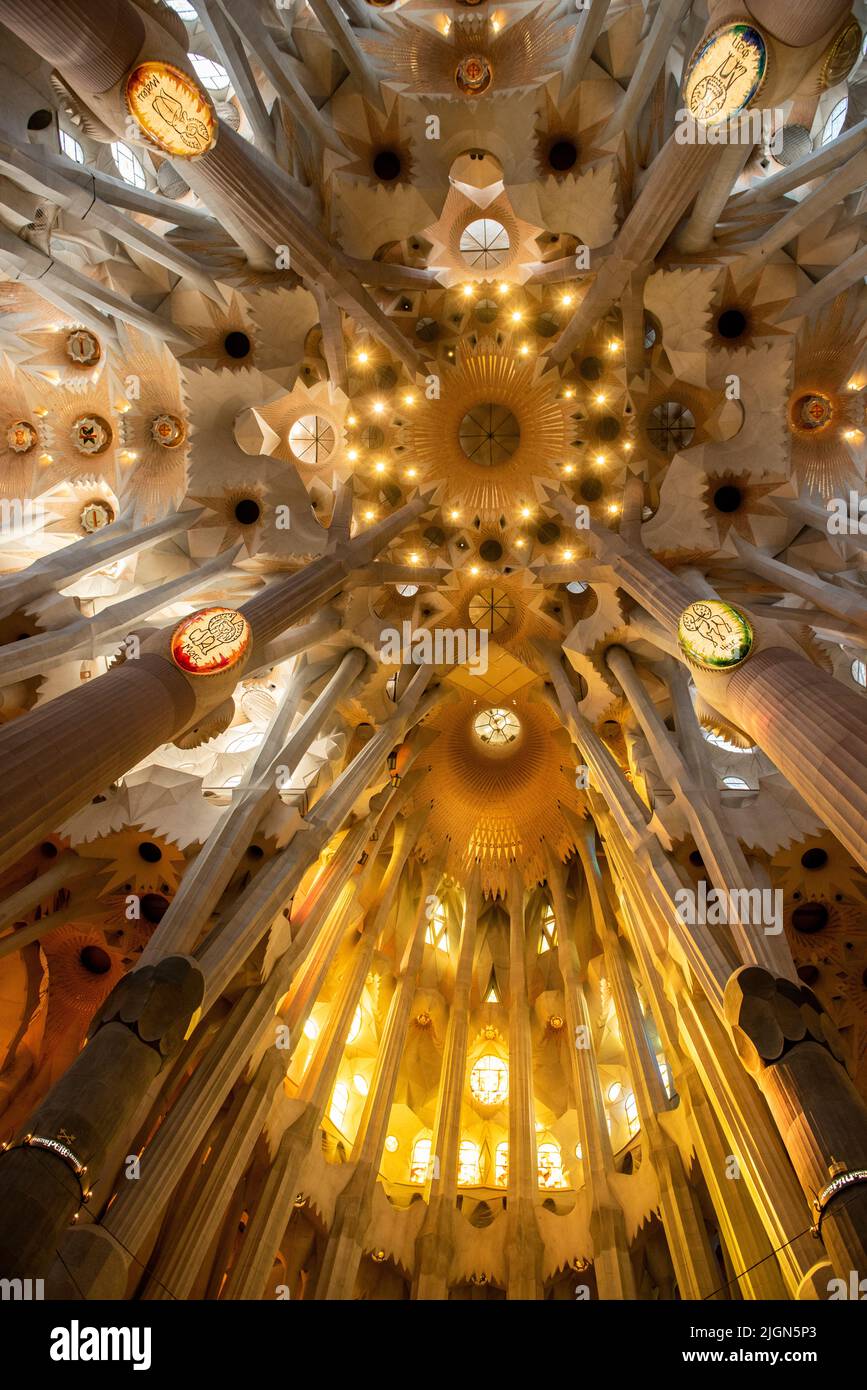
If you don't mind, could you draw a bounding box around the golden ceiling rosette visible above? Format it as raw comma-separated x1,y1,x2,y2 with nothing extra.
406,336,577,523
414,691,583,894
361,9,569,101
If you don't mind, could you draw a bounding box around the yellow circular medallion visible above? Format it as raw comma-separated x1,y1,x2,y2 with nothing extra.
170,607,251,676
683,23,768,126
125,61,217,157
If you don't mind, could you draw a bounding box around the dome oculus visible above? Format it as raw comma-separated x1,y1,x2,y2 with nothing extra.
473,707,520,745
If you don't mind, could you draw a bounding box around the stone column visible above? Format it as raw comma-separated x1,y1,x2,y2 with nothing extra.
554,503,867,877
605,644,795,977
592,803,820,1296
546,853,636,1299
138,648,367,964
314,850,448,1300
505,862,545,1299
0,494,427,876
413,865,482,1300
747,0,853,48
574,832,721,1299
143,1049,286,1300
224,810,425,1298
0,955,203,1277
725,965,867,1281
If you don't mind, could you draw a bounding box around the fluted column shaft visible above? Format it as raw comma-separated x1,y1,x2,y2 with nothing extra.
414,866,481,1299
143,1050,285,1300
505,863,545,1299
547,856,636,1299
575,834,721,1299
224,916,379,1299
314,853,446,1299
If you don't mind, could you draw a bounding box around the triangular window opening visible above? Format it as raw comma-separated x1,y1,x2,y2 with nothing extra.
425,900,449,952
538,905,558,954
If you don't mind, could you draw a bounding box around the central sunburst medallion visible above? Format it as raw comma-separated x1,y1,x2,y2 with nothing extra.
408,338,577,521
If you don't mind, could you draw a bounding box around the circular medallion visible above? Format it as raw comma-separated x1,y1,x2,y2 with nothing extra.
683,23,768,126
125,61,217,156
6,420,37,454
678,600,754,671
80,500,115,533
170,606,251,676
820,19,862,90
455,53,493,97
794,393,833,432
150,413,186,448
71,415,112,456
65,328,101,367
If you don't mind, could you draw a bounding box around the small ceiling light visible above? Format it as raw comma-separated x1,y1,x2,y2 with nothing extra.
450,508,460,520
520,506,531,518
353,1074,369,1095
595,393,606,405
372,401,384,415
595,453,606,465
608,503,620,514
623,440,633,451
497,282,510,295
516,537,526,547
462,284,474,297
374,460,385,473
403,395,415,406
563,388,575,399
348,448,359,461
608,339,621,353
607,1082,622,1103
562,463,575,475
363,509,375,521
357,350,369,363
519,344,530,356
303,1019,319,1040
561,293,573,306
347,414,357,425
408,552,419,565
511,309,522,323
470,564,480,575
405,467,417,478
385,1135,399,1152
563,548,574,561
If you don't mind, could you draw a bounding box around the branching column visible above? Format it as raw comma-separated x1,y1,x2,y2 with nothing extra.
546,854,636,1298
414,865,482,1299
574,832,721,1299
314,850,448,1300
505,862,545,1299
